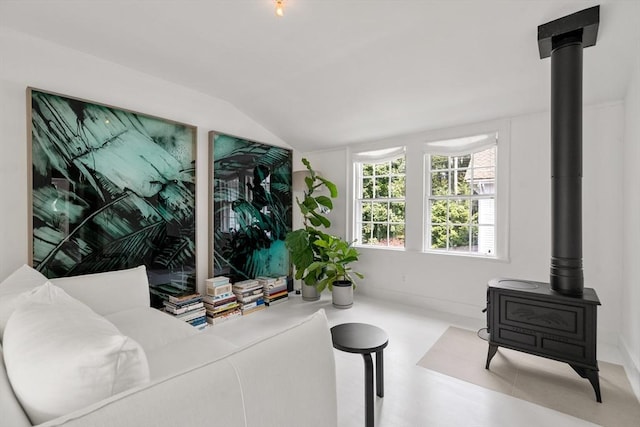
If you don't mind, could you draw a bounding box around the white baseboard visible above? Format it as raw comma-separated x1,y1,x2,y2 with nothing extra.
618,336,640,403
359,287,485,322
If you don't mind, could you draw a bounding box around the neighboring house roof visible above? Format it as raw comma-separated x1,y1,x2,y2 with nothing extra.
465,148,495,182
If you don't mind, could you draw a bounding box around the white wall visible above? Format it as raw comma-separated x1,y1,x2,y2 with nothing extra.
306,103,625,347
622,51,640,399
0,27,290,290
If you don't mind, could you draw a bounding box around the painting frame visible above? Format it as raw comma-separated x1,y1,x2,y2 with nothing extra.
209,131,292,284
27,87,197,304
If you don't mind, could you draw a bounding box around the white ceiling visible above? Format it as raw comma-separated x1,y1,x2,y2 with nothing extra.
1,0,639,152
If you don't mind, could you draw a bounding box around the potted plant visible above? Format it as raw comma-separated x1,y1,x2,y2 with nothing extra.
285,158,363,307
307,233,363,308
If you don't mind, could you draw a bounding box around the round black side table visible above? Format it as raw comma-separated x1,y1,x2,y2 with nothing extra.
330,323,389,427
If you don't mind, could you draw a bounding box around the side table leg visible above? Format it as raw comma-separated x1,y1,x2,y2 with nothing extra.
362,353,374,427
375,349,384,397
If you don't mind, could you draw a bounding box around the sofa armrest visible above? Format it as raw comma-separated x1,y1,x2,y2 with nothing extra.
37,309,337,427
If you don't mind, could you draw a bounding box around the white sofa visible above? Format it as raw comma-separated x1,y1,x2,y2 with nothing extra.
0,265,337,427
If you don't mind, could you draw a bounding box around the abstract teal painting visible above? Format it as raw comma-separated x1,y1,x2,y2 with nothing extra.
29,88,196,303
210,132,292,283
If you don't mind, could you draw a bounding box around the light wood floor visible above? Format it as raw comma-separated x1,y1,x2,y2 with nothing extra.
209,292,623,426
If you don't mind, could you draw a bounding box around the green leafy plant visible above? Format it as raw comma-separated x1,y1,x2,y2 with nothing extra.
285,158,363,292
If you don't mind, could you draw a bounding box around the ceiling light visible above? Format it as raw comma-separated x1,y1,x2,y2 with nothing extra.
275,0,284,17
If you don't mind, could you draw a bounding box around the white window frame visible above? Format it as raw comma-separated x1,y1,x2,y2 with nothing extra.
422,121,510,260
424,139,496,255
351,147,406,250
347,119,509,260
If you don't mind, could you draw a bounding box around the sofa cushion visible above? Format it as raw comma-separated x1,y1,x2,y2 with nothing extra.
0,264,48,341
51,265,150,315
105,307,198,353
0,344,31,427
3,282,150,425
145,329,239,380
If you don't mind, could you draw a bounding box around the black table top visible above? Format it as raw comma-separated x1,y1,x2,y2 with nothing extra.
330,323,389,354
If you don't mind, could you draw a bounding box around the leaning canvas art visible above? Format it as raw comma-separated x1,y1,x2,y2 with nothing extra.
28,88,197,302
210,132,292,282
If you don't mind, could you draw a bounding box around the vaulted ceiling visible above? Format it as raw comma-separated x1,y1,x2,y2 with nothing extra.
1,0,638,151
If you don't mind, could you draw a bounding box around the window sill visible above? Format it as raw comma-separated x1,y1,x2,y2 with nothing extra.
354,244,406,252
422,249,509,262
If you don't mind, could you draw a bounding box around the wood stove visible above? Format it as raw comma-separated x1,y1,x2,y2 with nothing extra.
486,279,601,401
485,6,603,402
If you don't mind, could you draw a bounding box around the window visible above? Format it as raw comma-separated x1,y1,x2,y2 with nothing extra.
353,148,405,248
425,133,498,256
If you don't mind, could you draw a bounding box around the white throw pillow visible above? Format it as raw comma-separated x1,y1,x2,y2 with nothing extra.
2,282,150,425
0,264,48,341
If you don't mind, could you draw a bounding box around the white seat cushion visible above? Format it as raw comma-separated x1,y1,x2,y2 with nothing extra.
0,264,48,341
2,282,150,425
145,329,239,380
105,307,198,353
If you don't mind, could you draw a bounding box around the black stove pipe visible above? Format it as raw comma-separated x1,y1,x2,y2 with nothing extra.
550,31,584,296
538,5,599,297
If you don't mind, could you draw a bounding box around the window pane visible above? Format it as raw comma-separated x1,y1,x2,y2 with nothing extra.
391,157,406,174
372,223,388,245
361,202,372,221
449,199,470,225
470,226,479,253
375,162,389,176
390,176,405,198
389,202,405,222
375,177,389,197
471,200,479,225
372,202,388,222
449,225,470,250
362,163,374,176
431,155,449,170
431,171,449,196
454,154,471,169
472,147,495,168
430,200,447,225
477,225,495,255
477,198,495,225
471,167,495,191
454,169,471,195
430,224,447,249
361,223,372,245
389,224,405,247
362,177,373,198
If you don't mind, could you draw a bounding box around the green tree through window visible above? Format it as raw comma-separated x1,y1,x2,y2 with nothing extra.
426,142,496,255
356,156,405,247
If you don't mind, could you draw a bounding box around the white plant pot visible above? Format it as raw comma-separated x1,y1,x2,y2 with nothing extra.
301,283,320,301
332,280,353,309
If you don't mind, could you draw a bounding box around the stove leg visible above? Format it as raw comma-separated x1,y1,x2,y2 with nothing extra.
485,344,498,369
570,364,602,403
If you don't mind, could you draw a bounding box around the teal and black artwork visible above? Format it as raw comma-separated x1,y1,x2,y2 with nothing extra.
211,132,292,282
29,89,196,301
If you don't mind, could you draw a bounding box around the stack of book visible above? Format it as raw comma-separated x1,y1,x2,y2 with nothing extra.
232,279,265,315
163,292,207,330
203,276,241,325
205,276,232,298
257,276,289,306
